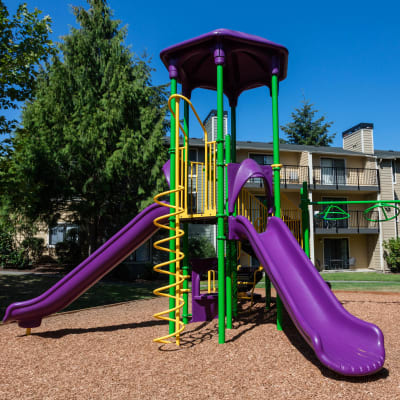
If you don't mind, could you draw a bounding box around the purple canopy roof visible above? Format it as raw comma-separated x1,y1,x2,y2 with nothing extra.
160,28,288,106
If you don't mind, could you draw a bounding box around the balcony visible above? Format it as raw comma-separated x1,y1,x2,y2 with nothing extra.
313,208,379,234
246,165,309,188
312,166,379,191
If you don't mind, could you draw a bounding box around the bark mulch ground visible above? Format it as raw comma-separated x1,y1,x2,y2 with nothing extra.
1,290,399,400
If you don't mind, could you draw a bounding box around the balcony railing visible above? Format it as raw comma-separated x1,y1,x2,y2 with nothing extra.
247,165,309,187
312,167,379,189
313,208,380,233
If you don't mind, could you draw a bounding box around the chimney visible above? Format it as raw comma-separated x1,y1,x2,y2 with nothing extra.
203,110,228,141
342,123,374,154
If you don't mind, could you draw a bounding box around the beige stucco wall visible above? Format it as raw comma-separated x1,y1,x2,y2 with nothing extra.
367,235,382,271
236,149,302,165
281,192,300,210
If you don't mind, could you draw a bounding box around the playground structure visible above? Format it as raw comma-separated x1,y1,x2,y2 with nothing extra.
2,29,387,376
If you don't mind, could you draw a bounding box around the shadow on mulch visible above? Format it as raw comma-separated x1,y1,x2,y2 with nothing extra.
28,319,165,339
163,298,390,382
155,300,278,352
156,321,218,351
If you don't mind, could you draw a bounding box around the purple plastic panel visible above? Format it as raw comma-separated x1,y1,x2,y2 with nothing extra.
228,159,273,214
3,203,169,328
190,258,218,322
160,29,288,106
162,159,170,188
228,215,385,376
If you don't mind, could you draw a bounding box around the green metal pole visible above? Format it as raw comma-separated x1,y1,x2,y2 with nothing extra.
271,75,281,217
271,74,283,331
169,78,177,334
182,101,190,324
230,105,238,318
216,63,226,344
225,134,233,329
300,182,310,258
310,200,400,205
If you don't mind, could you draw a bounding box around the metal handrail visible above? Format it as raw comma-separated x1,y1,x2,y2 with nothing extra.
312,166,379,188
247,165,309,186
313,208,380,232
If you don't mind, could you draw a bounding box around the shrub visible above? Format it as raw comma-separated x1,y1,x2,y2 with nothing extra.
0,226,28,269
21,237,45,265
383,238,400,273
55,240,82,267
188,236,216,260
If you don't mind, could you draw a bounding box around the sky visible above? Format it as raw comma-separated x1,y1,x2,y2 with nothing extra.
5,0,400,150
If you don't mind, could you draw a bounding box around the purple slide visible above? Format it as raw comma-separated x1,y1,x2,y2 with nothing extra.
229,215,385,376
3,203,168,329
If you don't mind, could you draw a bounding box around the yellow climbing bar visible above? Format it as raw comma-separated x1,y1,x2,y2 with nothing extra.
168,94,217,218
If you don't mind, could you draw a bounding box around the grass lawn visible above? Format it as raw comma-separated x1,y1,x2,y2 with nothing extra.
327,281,400,292
0,274,160,318
321,271,400,291
2,270,400,320
320,272,400,281
252,271,400,292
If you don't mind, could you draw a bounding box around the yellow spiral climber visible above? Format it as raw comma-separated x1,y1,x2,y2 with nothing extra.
152,95,191,345
152,189,187,345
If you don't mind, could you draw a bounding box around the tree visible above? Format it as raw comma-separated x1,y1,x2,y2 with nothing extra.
281,100,335,146
7,0,168,257
0,1,55,140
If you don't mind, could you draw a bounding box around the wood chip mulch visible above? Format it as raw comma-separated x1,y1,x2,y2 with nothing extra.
1,290,399,400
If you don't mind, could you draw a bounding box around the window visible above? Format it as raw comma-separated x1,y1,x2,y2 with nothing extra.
249,153,273,165
189,149,198,162
323,238,349,270
49,224,79,245
321,158,346,185
132,242,151,262
392,160,397,184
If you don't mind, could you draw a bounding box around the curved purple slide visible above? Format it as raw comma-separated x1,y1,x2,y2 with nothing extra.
3,203,168,328
229,215,385,376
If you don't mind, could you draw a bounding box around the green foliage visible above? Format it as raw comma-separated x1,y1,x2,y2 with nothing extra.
281,100,335,146
20,236,44,265
0,221,27,269
55,241,82,267
188,236,216,260
0,1,55,139
0,206,45,268
7,0,168,257
383,238,400,273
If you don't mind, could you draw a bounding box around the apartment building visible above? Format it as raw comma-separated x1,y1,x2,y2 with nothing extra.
186,120,399,272
39,113,398,273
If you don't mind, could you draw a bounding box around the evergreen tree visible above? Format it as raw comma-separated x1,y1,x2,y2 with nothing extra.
8,0,168,256
0,1,55,139
281,100,335,146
